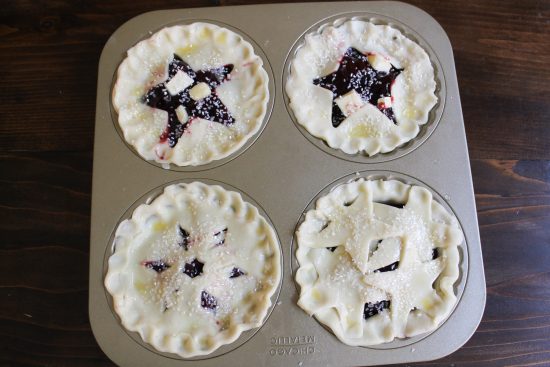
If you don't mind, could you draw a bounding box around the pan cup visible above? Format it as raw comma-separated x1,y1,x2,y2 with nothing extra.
109,20,275,172
291,170,468,349
102,179,283,360
283,13,446,164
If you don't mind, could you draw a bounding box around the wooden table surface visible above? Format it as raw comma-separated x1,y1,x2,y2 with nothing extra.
1,0,549,366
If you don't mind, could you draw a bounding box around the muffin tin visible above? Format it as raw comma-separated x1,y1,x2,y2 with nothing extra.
89,2,486,366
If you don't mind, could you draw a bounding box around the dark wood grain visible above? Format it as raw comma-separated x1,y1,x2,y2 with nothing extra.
1,0,549,366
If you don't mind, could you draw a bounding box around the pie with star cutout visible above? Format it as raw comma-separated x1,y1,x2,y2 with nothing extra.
295,179,462,345
104,182,281,357
286,20,438,156
112,23,269,167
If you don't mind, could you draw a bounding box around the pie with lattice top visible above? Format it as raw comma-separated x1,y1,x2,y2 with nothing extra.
112,22,269,167
104,182,281,357
286,20,437,156
295,179,461,345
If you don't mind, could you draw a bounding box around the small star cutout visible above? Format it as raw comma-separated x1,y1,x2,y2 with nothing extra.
143,54,235,147
313,48,402,128
183,258,204,278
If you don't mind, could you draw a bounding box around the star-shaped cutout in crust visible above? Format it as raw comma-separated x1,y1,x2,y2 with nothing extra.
143,54,235,147
313,48,402,128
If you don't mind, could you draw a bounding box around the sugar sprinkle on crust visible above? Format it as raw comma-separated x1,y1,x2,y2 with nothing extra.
113,23,269,167
295,179,462,345
105,182,281,357
286,21,437,156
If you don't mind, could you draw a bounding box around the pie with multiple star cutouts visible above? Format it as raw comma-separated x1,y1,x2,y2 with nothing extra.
104,182,281,357
112,23,269,167
286,20,438,156
295,179,462,345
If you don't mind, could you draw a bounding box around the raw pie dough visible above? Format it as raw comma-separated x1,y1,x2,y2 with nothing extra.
105,182,281,357
113,23,269,167
295,179,462,345
286,20,437,156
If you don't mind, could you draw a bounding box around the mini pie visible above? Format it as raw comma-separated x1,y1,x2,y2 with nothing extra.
286,20,438,156
112,23,269,167
295,179,462,345
104,182,281,357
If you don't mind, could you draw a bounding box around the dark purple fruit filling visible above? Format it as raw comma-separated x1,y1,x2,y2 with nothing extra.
201,290,218,311
143,54,235,148
229,267,246,278
213,228,228,247
374,261,399,273
183,258,204,278
378,201,405,209
432,248,439,260
313,48,402,128
343,199,356,207
326,246,338,252
363,300,391,320
178,225,190,251
143,260,170,273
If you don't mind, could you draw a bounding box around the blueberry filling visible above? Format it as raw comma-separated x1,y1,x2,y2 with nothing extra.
378,201,405,209
183,258,204,278
201,290,218,311
374,261,399,273
143,260,170,273
343,198,356,207
229,267,246,278
143,54,235,148
432,248,439,260
213,228,228,246
313,47,402,128
363,300,391,320
326,246,338,252
178,225,190,251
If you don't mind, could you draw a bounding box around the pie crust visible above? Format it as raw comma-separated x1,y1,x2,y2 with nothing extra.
112,23,269,167
286,20,437,156
295,179,461,345
104,182,281,357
